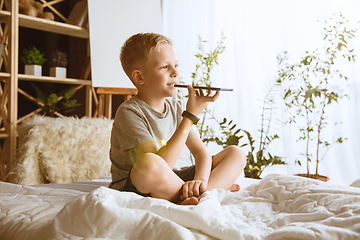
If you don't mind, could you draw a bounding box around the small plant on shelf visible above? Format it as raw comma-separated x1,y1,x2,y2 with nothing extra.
49,50,68,78
50,50,68,68
21,46,46,66
29,84,81,117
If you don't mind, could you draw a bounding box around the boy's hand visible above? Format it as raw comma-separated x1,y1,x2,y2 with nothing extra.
186,85,219,116
180,180,207,200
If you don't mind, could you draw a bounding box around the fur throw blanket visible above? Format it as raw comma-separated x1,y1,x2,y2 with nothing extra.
10,115,113,185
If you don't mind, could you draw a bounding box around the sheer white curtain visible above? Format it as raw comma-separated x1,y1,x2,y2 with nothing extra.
162,0,360,185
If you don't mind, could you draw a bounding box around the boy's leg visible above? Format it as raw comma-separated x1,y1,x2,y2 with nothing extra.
130,146,245,203
130,152,186,203
207,146,246,191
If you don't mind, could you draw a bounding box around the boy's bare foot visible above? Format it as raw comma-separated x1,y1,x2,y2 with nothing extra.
180,197,199,205
230,183,240,192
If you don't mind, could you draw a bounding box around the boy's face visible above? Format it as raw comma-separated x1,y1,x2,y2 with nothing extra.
139,43,180,98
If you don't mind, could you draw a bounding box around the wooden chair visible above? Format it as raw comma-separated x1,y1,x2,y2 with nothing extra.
96,87,137,118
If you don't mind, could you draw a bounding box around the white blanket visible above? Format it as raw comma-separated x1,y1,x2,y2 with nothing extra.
1,174,360,240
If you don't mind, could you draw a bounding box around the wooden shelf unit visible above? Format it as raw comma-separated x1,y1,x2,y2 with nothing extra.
0,0,95,181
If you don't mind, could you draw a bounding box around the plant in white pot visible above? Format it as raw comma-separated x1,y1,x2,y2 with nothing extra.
277,13,358,181
50,50,68,78
21,46,46,76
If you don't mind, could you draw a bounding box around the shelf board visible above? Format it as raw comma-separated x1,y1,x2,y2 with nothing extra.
0,10,88,38
19,74,92,85
19,14,89,39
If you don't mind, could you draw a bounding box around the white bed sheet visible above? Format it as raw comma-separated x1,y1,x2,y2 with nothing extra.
29,174,259,193
1,174,360,240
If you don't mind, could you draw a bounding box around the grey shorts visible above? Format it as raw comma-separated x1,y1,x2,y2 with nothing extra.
122,165,196,197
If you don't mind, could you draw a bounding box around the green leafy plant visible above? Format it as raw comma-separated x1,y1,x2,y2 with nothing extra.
178,33,284,178
204,83,286,179
277,13,357,179
30,84,81,117
176,33,225,165
192,33,225,140
21,46,46,65
177,33,226,140
50,50,68,67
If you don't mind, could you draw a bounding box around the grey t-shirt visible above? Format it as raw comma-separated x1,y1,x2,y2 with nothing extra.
109,96,196,190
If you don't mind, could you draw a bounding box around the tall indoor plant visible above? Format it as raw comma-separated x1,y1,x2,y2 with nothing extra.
204,82,286,179
277,13,357,180
177,33,226,141
179,33,285,178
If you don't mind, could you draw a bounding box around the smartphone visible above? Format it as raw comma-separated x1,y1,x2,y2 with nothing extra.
174,84,233,92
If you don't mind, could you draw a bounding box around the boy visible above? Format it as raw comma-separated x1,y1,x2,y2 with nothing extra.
109,32,246,205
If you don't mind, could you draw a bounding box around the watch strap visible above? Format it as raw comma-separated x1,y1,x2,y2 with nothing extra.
182,111,200,125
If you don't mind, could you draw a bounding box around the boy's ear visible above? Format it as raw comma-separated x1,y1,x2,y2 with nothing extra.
132,70,144,85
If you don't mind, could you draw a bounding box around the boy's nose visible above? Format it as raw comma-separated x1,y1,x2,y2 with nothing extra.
171,68,179,78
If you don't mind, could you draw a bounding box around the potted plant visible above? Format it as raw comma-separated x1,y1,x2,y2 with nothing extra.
21,46,46,76
203,82,286,179
30,83,81,117
277,13,357,181
177,33,285,178
50,50,68,78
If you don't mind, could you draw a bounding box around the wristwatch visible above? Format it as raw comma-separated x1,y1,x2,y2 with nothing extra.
182,111,200,125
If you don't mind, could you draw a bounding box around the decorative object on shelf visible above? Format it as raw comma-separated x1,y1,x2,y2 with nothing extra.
278,13,358,181
50,50,68,78
29,83,81,117
21,46,46,76
19,0,55,20
66,0,88,27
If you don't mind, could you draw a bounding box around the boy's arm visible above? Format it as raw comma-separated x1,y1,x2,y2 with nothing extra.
134,86,219,169
186,134,212,182
133,117,194,169
179,134,212,199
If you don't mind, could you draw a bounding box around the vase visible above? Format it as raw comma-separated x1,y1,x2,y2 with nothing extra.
50,67,67,78
25,64,42,76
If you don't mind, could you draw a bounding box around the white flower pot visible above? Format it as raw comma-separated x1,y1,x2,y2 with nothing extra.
25,64,42,76
50,67,67,78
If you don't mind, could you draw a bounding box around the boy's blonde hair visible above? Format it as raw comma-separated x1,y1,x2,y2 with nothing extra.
120,32,173,81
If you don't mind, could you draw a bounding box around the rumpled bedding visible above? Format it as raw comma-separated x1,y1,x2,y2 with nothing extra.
1,174,360,240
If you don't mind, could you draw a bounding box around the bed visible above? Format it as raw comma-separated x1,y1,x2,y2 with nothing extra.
1,174,360,240
1,116,360,240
